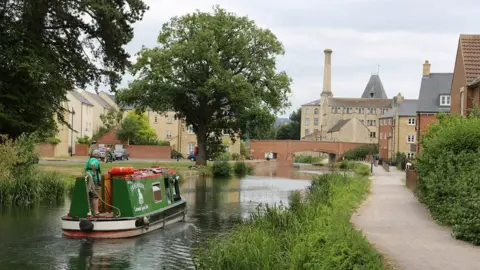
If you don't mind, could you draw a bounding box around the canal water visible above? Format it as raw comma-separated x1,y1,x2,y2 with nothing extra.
0,163,331,270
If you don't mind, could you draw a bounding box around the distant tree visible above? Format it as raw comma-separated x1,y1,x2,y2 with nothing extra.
117,6,291,165
275,108,301,140
0,0,149,139
116,111,159,145
100,108,124,130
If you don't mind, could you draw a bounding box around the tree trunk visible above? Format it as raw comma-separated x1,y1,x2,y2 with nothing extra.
195,124,208,166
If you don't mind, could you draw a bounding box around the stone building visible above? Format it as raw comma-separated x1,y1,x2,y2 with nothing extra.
301,49,393,144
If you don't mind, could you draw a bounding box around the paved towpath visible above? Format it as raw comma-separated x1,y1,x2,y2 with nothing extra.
351,165,480,270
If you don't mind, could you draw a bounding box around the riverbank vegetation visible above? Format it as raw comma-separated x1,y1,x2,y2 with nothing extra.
0,135,71,206
341,144,378,160
212,155,255,177
416,113,480,244
195,163,387,269
294,154,325,164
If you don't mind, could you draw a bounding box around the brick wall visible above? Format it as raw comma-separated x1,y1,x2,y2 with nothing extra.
36,143,55,157
406,168,418,189
97,129,121,144
416,114,438,153
75,144,89,156
124,145,171,159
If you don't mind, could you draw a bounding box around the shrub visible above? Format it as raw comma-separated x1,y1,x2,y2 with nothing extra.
231,153,240,161
233,161,254,176
195,167,385,269
0,134,70,206
76,136,91,145
240,141,250,157
212,160,231,177
416,114,480,244
341,144,378,160
294,155,323,164
171,149,184,159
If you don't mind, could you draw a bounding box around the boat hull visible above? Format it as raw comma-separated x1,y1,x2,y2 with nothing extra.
62,201,187,239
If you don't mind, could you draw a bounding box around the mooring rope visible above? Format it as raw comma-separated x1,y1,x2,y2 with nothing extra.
85,172,122,217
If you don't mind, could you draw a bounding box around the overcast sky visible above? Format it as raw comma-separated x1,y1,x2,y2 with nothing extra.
117,0,480,117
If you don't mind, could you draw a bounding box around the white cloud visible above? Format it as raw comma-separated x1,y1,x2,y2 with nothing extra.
112,0,476,117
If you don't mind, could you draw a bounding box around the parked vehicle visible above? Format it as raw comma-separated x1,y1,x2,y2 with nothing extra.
114,149,130,160
187,152,213,161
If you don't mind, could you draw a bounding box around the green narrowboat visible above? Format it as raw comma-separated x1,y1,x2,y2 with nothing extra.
61,166,187,239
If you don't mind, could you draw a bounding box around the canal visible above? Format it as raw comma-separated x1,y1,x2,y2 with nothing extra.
0,163,332,270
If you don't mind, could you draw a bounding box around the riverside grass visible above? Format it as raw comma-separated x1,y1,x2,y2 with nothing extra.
194,163,385,270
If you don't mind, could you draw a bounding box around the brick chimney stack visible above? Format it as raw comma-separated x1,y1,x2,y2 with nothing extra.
322,49,333,96
423,60,431,77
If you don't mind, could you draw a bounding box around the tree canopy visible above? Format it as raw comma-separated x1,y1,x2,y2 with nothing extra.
116,110,164,145
117,6,292,165
0,0,149,139
276,108,301,140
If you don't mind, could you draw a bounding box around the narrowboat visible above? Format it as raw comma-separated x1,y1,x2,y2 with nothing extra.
61,166,187,239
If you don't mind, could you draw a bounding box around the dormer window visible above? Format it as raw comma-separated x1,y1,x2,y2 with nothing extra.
440,95,451,106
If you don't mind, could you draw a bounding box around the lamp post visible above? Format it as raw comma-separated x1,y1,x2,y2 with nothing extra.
70,107,75,157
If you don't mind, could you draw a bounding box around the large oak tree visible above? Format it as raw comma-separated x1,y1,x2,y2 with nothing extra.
117,6,292,165
0,0,148,139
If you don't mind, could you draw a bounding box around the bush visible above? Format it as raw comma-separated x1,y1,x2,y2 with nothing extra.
231,153,240,161
294,155,323,164
0,134,70,206
233,161,254,176
416,114,480,244
240,141,250,157
76,136,91,145
171,149,184,159
212,160,231,177
195,166,384,269
341,144,378,160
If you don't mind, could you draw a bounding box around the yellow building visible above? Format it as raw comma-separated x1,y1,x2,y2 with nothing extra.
300,49,393,143
101,92,240,156
378,95,418,160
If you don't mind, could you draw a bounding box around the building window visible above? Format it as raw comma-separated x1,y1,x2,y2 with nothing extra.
367,119,376,126
154,116,158,123
305,118,310,125
407,152,415,159
357,108,365,114
188,143,195,153
314,108,319,114
388,119,392,125
369,132,376,138
440,95,451,106
167,116,173,123
305,108,310,114
408,118,416,125
305,129,310,136
187,125,194,134
314,118,318,125
368,108,376,114
343,107,352,114
332,107,340,114
407,134,415,143
382,108,388,114
225,145,230,152
166,130,172,138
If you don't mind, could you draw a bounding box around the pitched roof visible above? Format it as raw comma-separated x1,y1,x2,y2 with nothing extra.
459,35,480,84
330,97,392,108
361,74,388,99
302,99,320,106
417,73,453,113
398,99,418,116
70,90,93,106
327,119,350,133
82,91,112,109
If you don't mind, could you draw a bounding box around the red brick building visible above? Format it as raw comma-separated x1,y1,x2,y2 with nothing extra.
378,114,393,160
416,61,453,153
450,34,480,115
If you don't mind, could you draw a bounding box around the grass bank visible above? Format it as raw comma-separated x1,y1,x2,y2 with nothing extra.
294,154,325,164
194,163,386,269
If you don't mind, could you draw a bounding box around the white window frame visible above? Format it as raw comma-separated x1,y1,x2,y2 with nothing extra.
187,125,194,134
369,132,376,138
313,118,318,125
305,108,310,114
305,129,310,135
314,108,319,114
407,152,415,159
305,118,310,126
440,95,451,106
407,134,415,143
166,130,172,138
408,118,416,125
188,143,195,153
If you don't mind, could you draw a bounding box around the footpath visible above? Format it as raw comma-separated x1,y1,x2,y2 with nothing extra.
351,165,480,270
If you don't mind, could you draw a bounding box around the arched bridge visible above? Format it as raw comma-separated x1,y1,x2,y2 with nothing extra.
248,140,369,162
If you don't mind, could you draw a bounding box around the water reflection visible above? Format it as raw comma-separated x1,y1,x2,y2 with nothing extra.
0,165,319,270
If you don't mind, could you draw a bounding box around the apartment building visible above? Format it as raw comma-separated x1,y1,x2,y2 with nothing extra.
378,94,418,160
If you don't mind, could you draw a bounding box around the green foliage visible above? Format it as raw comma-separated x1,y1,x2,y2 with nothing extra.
212,160,231,177
276,108,301,140
240,141,250,157
116,110,160,145
195,167,384,269
117,6,291,165
171,149,184,159
47,137,61,145
100,108,124,130
76,136,91,145
337,161,370,176
231,153,240,161
0,0,148,139
294,155,323,164
233,161,254,176
416,114,480,244
341,144,378,160
92,126,110,141
0,134,69,206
